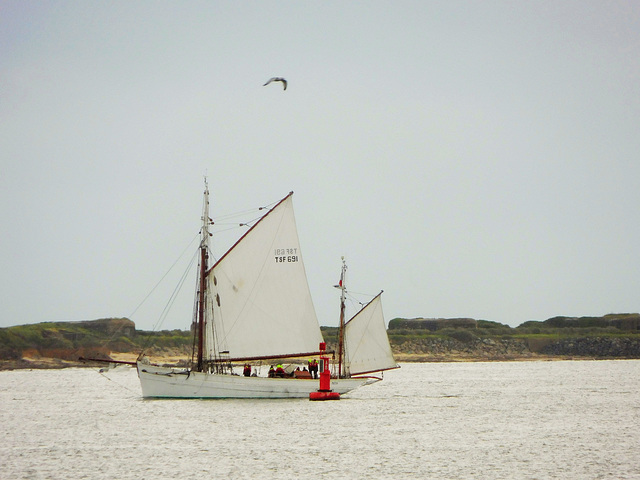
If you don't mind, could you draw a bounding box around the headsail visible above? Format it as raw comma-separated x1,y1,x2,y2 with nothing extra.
344,292,398,376
204,193,323,359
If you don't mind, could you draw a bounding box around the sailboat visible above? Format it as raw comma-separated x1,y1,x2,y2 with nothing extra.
136,181,398,398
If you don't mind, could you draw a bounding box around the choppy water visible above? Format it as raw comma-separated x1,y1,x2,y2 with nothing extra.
1,360,638,479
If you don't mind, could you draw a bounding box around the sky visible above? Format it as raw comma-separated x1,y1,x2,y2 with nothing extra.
1,1,639,331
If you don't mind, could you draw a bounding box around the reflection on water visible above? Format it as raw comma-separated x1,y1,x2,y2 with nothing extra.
1,360,638,479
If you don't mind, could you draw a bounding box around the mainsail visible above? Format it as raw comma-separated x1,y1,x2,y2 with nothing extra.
204,193,323,360
344,292,398,376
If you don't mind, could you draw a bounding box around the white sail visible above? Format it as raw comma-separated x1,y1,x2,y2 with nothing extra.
344,292,398,376
204,193,323,359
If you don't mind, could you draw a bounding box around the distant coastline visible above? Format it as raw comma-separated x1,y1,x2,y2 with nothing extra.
1,315,639,371
0,349,635,371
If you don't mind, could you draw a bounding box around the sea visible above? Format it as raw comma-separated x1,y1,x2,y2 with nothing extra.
1,360,638,480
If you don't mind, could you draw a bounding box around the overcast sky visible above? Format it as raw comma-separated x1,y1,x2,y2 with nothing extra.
2,1,639,331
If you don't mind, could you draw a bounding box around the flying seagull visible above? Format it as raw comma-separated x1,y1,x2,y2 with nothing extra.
263,77,287,90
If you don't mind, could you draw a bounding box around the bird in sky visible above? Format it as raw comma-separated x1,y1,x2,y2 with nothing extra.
263,77,287,90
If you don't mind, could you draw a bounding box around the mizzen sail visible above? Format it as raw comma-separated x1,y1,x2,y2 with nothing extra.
344,292,398,376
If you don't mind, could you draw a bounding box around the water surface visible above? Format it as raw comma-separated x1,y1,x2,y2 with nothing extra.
1,360,638,479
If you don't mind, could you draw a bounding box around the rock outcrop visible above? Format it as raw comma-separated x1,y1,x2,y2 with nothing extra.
391,335,640,361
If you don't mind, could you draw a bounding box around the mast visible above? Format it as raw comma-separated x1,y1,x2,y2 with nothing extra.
335,257,347,378
196,179,211,372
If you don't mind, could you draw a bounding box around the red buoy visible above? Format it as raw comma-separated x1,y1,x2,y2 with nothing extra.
309,342,341,401
309,390,340,401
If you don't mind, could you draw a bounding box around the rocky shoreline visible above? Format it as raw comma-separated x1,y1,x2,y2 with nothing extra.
391,336,640,362
2,336,639,371
3,316,638,371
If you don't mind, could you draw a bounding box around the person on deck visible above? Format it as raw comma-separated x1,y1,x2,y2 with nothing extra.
243,364,251,377
268,365,275,378
275,364,286,378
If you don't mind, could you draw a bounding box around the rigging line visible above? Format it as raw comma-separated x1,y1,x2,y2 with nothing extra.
150,247,199,333
139,246,199,354
213,198,280,222
237,215,264,227
84,236,197,353
128,232,200,319
138,244,198,349
346,290,376,300
211,200,279,235
211,225,248,235
88,230,196,353
344,291,377,313
215,208,265,221
213,223,246,235
97,369,139,397
344,295,364,312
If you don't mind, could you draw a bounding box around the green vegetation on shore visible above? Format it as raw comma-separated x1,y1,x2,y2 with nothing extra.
0,318,192,362
1,313,639,369
383,314,640,361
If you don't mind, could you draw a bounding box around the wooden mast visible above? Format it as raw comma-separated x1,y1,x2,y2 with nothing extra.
336,257,347,378
196,180,211,372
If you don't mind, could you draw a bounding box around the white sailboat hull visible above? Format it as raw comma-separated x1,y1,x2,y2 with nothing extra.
137,363,378,399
